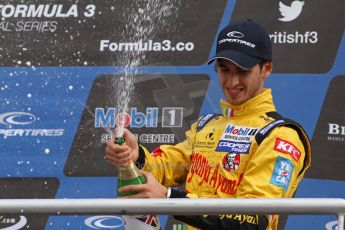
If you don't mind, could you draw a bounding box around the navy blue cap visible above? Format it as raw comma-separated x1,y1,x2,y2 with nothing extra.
208,19,272,69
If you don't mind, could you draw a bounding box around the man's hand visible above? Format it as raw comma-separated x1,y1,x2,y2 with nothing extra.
118,171,168,198
105,128,139,166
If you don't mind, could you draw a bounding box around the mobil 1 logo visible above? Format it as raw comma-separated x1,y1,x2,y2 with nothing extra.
307,76,345,180
216,124,258,154
95,107,184,144
64,74,210,176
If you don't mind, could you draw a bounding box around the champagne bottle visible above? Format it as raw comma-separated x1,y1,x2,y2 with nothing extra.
115,136,161,230
116,136,146,196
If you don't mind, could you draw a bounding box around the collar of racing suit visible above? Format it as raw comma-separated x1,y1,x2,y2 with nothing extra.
220,88,276,118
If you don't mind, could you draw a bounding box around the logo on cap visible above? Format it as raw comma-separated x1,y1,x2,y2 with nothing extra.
218,35,255,48
227,31,244,39
208,20,272,68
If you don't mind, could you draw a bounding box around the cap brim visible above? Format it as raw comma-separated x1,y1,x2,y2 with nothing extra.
207,50,261,69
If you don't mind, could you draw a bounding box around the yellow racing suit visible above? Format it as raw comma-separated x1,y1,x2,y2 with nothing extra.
136,88,311,230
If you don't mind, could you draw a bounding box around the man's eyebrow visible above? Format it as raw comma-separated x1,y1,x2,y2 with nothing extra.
236,66,250,72
218,62,250,72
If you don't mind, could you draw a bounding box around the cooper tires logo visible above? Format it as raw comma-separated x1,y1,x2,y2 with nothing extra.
325,220,338,230
0,112,64,137
0,216,27,230
84,216,124,229
227,31,244,38
0,112,36,126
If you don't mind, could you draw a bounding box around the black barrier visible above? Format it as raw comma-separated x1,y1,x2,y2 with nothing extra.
0,178,59,230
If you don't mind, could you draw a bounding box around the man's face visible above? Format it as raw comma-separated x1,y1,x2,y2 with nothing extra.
216,59,272,105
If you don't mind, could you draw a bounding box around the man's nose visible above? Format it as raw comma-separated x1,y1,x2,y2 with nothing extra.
225,73,240,86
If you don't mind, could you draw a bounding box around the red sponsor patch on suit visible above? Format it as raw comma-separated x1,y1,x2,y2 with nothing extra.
274,138,301,162
151,147,163,157
222,153,240,172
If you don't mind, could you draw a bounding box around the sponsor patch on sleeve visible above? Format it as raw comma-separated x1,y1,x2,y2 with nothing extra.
274,138,301,162
270,156,294,191
196,114,219,132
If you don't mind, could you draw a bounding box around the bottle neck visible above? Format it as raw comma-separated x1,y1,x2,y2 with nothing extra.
114,136,126,145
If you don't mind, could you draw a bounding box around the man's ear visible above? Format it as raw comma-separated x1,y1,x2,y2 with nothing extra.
262,61,273,80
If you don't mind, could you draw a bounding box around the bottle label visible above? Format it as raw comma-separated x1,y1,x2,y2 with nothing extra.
118,167,140,179
117,176,146,196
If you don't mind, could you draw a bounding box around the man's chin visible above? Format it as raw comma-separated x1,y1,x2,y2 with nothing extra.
228,98,244,106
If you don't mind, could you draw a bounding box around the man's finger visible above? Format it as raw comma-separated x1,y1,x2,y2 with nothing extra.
122,192,149,198
118,184,144,193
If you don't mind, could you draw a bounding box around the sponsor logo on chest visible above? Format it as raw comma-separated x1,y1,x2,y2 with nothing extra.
187,153,244,195
216,124,259,154
222,153,240,172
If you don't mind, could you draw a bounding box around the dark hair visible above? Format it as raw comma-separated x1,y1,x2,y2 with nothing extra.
214,59,270,72
258,60,269,70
